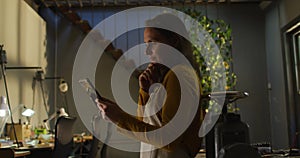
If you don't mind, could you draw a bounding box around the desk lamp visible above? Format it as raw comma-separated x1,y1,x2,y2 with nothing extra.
21,108,35,117
59,79,68,93
11,104,35,117
59,79,69,112
5,104,35,142
43,107,69,131
0,44,41,147
12,104,35,124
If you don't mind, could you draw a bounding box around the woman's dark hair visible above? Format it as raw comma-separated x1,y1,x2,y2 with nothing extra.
145,13,200,77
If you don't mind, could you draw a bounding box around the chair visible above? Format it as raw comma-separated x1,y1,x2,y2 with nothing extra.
53,116,76,158
87,135,101,158
0,148,14,158
87,114,102,158
218,143,261,158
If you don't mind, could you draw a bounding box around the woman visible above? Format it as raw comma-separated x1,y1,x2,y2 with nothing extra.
97,13,202,158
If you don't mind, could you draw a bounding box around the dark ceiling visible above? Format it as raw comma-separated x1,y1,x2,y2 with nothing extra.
29,0,272,59
38,0,271,8
30,0,273,37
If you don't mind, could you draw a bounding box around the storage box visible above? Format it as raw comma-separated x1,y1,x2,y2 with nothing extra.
6,124,32,141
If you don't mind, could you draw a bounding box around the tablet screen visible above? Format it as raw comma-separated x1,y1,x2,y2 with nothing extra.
79,78,102,106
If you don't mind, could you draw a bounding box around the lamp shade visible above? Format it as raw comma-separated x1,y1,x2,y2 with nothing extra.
0,96,10,117
59,80,68,93
0,96,10,136
11,104,35,118
22,108,35,117
58,107,68,117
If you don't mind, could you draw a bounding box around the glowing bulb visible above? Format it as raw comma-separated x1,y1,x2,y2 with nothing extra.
59,81,68,93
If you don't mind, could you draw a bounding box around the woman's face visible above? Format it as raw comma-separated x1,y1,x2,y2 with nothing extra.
144,28,174,63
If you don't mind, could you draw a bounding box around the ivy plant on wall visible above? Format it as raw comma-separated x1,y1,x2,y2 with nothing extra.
183,9,237,111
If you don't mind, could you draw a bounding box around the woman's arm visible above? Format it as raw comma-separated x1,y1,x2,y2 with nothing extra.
97,65,200,151
115,66,200,151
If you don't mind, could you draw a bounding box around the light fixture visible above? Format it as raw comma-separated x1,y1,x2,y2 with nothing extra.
12,104,35,118
43,107,69,123
43,107,69,130
21,108,35,117
0,110,6,117
59,79,68,93
58,107,68,117
58,79,69,113
0,96,10,117
0,96,10,136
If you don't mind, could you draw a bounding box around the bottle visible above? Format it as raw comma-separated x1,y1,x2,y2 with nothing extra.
0,96,11,137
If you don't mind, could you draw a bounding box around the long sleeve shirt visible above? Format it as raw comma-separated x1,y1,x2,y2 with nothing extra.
116,65,203,158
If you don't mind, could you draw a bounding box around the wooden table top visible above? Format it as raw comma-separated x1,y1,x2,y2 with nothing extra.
15,150,31,157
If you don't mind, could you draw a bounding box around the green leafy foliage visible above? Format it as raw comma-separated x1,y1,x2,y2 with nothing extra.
183,9,237,109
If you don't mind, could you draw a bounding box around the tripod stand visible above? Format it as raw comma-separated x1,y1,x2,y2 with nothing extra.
33,70,50,115
0,45,44,147
33,70,68,130
0,45,19,147
203,91,250,158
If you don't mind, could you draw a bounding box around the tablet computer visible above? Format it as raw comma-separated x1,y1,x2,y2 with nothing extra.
79,78,103,106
